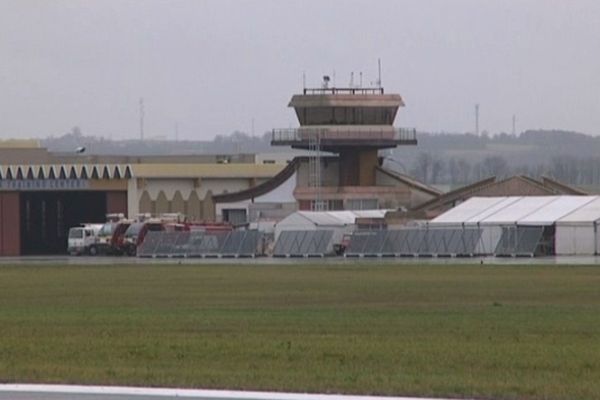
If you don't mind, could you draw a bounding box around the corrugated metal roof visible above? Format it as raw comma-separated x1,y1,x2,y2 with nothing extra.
131,163,283,178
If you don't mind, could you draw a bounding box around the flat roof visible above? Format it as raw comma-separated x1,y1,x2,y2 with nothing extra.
131,163,284,179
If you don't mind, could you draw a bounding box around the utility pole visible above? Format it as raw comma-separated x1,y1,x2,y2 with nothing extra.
139,98,144,141
512,114,516,135
475,104,480,136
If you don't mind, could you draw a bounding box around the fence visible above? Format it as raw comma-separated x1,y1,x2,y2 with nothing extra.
345,226,548,258
137,230,264,258
273,230,334,257
345,228,483,257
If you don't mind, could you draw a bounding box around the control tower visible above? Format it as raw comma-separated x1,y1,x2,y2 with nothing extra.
271,79,417,210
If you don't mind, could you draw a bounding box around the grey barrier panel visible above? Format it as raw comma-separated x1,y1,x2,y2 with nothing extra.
273,231,301,256
137,230,264,257
410,229,427,254
302,230,328,255
297,230,313,255
273,230,334,257
516,226,545,256
239,230,261,256
221,231,242,255
344,228,485,258
495,226,544,256
380,230,400,255
174,232,191,255
446,229,463,254
272,231,287,255
396,230,412,254
365,230,388,255
154,232,181,255
273,231,297,256
461,228,482,255
289,230,306,255
495,226,518,256
137,231,162,256
345,231,372,255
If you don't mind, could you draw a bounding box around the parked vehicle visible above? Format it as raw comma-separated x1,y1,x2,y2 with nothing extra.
67,224,103,255
121,220,165,256
110,220,133,255
87,221,118,255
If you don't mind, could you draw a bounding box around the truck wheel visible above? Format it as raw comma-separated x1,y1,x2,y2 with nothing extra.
89,245,98,256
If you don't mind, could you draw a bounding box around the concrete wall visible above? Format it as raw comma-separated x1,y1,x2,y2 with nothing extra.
0,192,20,256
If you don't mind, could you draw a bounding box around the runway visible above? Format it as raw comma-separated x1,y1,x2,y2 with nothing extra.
0,385,466,400
0,254,599,266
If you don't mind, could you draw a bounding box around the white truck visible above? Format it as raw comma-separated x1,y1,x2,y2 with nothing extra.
67,224,103,255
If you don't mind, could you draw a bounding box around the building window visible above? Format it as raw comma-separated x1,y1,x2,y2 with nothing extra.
347,199,378,210
223,209,247,225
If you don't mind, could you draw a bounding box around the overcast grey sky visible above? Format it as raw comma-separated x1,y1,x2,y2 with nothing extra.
0,0,599,140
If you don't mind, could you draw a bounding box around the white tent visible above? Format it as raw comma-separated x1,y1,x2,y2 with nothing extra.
556,197,600,255
274,210,388,241
430,195,600,256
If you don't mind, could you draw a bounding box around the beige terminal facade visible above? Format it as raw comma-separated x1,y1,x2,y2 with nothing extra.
0,140,283,255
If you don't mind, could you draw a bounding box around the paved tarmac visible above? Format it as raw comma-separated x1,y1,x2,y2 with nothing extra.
0,385,461,400
0,254,600,265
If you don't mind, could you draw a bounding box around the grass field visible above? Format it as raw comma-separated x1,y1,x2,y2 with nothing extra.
1,263,600,400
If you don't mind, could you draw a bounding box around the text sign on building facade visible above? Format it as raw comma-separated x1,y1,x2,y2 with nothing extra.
0,179,90,191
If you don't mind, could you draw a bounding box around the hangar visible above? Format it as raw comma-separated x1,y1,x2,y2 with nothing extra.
0,141,283,256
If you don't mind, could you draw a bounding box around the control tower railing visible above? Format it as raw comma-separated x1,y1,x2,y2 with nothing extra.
271,127,417,144
302,87,385,95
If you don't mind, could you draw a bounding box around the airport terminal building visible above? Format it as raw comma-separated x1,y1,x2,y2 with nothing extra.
0,141,283,256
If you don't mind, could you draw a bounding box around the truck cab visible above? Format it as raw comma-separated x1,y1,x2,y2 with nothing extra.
67,224,102,255
122,221,165,256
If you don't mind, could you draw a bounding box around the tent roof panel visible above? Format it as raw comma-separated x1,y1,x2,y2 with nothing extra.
519,196,597,226
464,196,523,224
557,196,600,224
480,196,559,224
430,197,508,224
284,210,389,227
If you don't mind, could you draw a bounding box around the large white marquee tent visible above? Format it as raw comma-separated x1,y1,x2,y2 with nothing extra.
429,195,600,255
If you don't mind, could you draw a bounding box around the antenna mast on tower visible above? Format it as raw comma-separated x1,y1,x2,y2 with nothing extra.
377,58,382,88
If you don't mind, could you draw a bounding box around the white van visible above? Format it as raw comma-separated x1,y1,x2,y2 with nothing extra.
67,224,102,255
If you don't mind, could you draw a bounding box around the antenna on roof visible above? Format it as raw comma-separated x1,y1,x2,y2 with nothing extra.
349,72,354,88
359,72,363,88
302,71,306,89
377,58,382,88
333,70,336,87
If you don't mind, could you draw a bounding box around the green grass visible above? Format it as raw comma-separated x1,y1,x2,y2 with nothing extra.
1,263,600,400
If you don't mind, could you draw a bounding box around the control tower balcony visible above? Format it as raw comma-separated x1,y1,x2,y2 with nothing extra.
271,126,417,150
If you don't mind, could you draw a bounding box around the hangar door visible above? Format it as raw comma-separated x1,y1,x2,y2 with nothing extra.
19,191,127,255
